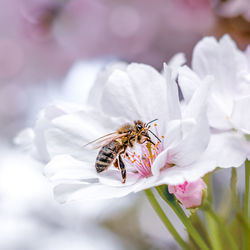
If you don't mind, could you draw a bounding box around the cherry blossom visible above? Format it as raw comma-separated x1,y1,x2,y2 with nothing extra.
178,35,250,168
24,62,215,202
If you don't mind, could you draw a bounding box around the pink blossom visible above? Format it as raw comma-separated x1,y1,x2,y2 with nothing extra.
168,179,207,209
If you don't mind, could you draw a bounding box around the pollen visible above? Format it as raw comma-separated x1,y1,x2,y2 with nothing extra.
154,123,157,126
161,135,165,138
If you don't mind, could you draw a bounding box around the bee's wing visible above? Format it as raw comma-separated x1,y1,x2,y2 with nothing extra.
83,132,128,150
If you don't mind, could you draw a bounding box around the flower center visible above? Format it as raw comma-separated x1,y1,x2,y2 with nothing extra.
123,123,164,177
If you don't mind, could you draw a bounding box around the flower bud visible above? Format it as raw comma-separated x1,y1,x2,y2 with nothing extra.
168,179,207,209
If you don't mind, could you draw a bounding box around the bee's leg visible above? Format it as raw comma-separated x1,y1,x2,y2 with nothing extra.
118,154,127,184
113,158,119,169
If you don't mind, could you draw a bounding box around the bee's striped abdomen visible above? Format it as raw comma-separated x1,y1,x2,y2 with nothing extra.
95,141,122,173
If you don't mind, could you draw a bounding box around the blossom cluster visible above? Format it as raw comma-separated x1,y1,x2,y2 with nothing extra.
19,35,250,209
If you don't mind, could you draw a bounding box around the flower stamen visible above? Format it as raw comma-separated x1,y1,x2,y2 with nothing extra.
123,124,164,178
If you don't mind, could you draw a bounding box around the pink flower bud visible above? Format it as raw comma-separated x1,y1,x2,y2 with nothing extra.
168,179,207,209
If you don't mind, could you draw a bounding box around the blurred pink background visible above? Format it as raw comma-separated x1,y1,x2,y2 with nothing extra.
0,0,216,140
0,1,249,249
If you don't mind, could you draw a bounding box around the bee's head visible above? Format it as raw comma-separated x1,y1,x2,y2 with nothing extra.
133,119,161,145
134,120,151,144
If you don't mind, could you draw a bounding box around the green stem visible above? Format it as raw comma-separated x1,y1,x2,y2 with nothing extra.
144,189,189,250
231,168,240,213
204,174,222,250
204,203,238,250
190,212,213,249
204,173,213,203
204,211,222,250
156,186,210,250
244,160,250,250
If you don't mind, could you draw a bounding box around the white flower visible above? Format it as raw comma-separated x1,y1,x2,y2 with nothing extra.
23,62,214,203
178,35,250,168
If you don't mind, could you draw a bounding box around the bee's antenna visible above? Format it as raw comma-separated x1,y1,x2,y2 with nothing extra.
148,130,161,142
146,118,158,127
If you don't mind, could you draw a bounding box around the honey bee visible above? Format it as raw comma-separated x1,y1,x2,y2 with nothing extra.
84,119,161,183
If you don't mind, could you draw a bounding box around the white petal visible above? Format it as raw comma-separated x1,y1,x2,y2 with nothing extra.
164,119,196,150
206,132,249,168
44,101,86,115
54,183,138,203
134,158,216,189
178,66,201,102
87,62,128,108
98,170,140,187
152,159,216,186
33,105,70,162
185,35,250,131
46,155,148,202
45,155,141,190
52,106,127,141
168,53,186,79
132,175,159,192
231,96,250,134
207,94,233,130
152,118,200,176
45,128,98,162
151,149,169,177
167,114,210,167
32,102,85,162
100,63,168,125
182,76,211,119
163,64,182,120
44,155,98,183
192,35,249,98
168,53,186,69
45,106,127,160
